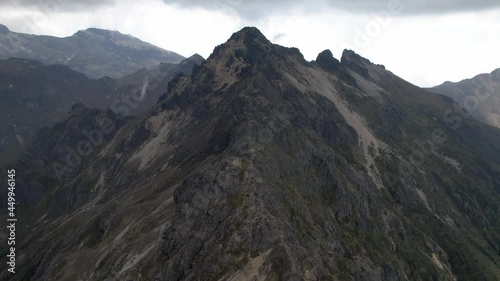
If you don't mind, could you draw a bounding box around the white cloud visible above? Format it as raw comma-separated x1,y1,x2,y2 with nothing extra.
359,9,500,86
163,0,500,18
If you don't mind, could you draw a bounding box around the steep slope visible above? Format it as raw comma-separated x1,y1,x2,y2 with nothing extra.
0,58,114,166
1,27,499,281
0,24,185,78
0,55,203,166
114,54,205,115
429,68,500,128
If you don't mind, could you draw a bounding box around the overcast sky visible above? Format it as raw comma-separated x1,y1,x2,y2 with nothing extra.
1,0,499,87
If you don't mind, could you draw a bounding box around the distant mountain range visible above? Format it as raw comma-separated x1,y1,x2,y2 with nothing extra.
429,69,500,128
0,23,185,78
0,54,203,166
3,27,499,281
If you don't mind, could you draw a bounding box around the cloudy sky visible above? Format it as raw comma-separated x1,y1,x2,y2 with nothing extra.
1,0,499,87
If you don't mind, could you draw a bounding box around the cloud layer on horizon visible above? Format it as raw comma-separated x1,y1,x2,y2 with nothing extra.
163,0,500,18
1,0,499,87
6,0,500,16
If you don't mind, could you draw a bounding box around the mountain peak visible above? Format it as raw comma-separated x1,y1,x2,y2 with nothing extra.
341,49,372,65
85,27,119,34
491,68,500,82
207,26,273,66
0,23,9,34
73,27,129,40
229,26,270,44
176,53,205,69
186,53,205,64
340,49,382,78
315,49,341,72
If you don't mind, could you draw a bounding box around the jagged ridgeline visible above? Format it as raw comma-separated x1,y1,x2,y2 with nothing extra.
1,27,499,281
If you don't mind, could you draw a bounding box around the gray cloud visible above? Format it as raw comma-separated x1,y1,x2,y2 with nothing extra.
6,0,500,17
163,0,500,18
5,0,116,12
272,33,286,42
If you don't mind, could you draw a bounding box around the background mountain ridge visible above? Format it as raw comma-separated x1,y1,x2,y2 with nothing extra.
0,23,185,78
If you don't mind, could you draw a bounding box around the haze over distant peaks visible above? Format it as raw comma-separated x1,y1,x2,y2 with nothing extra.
0,24,185,78
430,68,500,128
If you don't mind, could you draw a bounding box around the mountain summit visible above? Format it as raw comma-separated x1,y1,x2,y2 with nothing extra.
229,26,270,42
3,27,500,281
0,24,184,78
430,68,500,128
0,24,9,34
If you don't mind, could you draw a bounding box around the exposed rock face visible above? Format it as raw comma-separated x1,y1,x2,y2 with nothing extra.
429,68,500,128
1,27,499,281
0,25,185,78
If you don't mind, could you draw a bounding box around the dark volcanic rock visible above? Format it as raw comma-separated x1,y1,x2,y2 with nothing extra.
316,49,341,73
341,49,371,78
